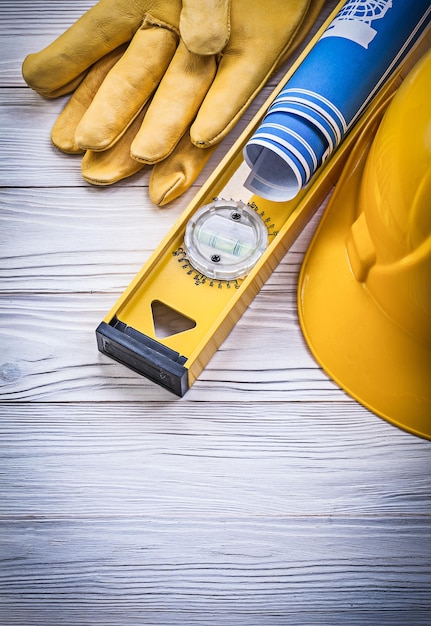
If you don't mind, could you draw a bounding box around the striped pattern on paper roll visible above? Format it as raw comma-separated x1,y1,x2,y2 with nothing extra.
243,0,431,201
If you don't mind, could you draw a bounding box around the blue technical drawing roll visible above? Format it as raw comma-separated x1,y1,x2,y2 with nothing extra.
243,0,431,201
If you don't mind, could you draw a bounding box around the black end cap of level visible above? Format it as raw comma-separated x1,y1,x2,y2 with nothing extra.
96,319,189,397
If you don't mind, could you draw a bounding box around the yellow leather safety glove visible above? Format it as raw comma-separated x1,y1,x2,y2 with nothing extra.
22,0,326,205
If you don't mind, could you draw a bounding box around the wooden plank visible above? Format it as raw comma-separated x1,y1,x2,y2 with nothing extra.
0,186,319,292
0,185,334,401
1,398,430,616
0,516,430,625
0,289,346,401
0,196,336,402
1,0,96,26
0,186,185,291
0,403,429,518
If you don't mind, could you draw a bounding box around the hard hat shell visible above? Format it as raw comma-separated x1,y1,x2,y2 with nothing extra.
298,49,431,439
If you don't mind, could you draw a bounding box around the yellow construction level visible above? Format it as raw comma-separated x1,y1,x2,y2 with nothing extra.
96,5,430,396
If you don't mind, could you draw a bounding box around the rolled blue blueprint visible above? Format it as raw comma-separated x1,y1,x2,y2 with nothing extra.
243,0,431,201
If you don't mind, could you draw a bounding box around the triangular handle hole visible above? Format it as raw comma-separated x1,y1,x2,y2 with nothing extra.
151,300,196,339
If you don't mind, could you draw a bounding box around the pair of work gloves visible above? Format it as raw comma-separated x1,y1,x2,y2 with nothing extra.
22,0,327,205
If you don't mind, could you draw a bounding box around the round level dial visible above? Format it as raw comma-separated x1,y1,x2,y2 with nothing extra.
184,199,268,281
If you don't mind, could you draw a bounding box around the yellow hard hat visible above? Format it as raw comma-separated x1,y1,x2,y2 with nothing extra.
298,49,431,439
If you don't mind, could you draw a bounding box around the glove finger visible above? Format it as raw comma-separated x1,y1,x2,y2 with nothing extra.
28,73,90,101
190,0,326,147
52,45,127,154
150,132,216,206
81,104,150,185
75,16,179,152
130,40,216,164
22,0,160,97
180,0,230,55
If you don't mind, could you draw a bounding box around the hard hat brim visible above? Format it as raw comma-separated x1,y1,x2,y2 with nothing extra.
297,103,431,440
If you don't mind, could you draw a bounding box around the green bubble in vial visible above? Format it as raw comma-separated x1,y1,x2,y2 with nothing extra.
198,227,254,257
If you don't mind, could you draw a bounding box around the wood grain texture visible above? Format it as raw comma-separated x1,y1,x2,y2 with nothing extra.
0,186,340,402
1,1,430,624
1,517,430,626
1,405,430,623
1,403,430,518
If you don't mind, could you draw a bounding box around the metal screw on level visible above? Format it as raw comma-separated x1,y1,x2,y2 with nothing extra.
231,212,241,221
211,254,221,263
